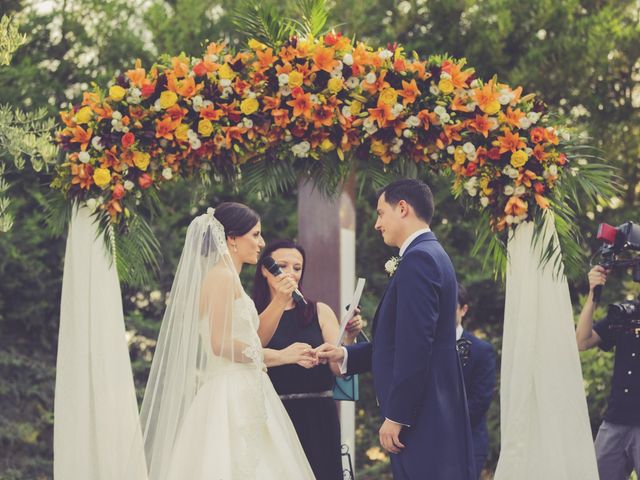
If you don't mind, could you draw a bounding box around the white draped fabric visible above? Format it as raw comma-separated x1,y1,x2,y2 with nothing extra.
54,206,146,480
495,214,598,479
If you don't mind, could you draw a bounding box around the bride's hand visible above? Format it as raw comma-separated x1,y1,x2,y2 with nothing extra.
280,342,315,367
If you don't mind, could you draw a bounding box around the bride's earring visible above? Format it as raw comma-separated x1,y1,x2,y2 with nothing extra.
232,243,237,253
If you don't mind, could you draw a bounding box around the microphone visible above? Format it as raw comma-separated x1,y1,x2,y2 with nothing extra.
262,256,307,304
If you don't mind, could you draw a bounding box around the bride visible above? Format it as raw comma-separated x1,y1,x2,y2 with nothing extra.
134,202,316,479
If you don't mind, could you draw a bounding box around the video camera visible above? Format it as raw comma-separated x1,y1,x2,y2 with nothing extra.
593,221,640,335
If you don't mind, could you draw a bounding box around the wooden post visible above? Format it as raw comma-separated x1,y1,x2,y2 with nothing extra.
298,173,357,474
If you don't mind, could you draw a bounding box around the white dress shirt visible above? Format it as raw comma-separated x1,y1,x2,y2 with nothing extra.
456,325,463,341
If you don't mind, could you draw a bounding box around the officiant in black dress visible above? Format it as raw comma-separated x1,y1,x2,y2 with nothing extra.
252,239,362,480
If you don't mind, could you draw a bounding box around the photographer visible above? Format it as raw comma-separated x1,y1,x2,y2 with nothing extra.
576,265,640,480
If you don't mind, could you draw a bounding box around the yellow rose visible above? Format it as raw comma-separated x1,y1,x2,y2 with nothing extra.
320,139,335,152
93,168,112,188
248,39,267,50
218,63,236,80
438,78,455,94
240,98,259,115
511,150,528,168
175,124,190,142
350,100,362,116
379,88,398,106
75,106,93,124
454,147,466,165
327,77,343,93
133,151,150,171
484,100,501,115
371,140,386,156
480,177,494,195
159,91,178,109
109,85,126,102
288,71,304,88
198,119,214,137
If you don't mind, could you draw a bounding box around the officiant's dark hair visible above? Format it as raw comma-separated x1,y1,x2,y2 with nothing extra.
457,283,469,308
377,179,434,223
252,239,317,325
213,202,260,238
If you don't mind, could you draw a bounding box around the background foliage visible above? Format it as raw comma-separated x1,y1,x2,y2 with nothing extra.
1,0,639,478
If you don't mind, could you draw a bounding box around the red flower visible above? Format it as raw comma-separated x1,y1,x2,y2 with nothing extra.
139,173,153,189
121,132,135,148
488,147,501,161
112,183,125,200
465,163,478,176
534,182,545,194
141,83,156,98
193,62,209,77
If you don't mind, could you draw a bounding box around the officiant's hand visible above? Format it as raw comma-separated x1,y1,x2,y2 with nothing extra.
379,419,405,454
273,274,298,304
313,343,345,364
281,342,316,368
344,308,363,344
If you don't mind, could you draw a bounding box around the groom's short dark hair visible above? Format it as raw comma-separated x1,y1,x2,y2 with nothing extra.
377,179,434,224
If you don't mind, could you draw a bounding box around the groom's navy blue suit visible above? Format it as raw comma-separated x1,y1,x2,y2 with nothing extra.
346,232,475,479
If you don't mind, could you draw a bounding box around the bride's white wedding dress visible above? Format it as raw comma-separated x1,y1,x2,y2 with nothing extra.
165,292,315,479
134,210,315,480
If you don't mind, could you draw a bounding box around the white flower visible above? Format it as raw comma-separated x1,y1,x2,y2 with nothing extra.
439,113,450,123
122,126,129,133
162,167,173,180
515,185,526,196
503,185,515,196
190,138,202,150
470,79,481,88
548,165,558,176
202,100,214,109
280,86,292,97
562,131,571,142
488,117,500,131
112,111,122,120
440,72,452,80
391,103,404,116
149,290,163,302
310,94,319,104
152,99,162,112
341,106,352,118
527,111,541,123
291,141,311,158
365,72,377,84
385,256,400,276
205,54,219,63
462,142,476,155
343,53,354,66
403,129,413,138
91,136,104,151
390,138,403,154
406,115,420,128
124,180,134,191
85,198,98,212
379,49,393,60
78,151,91,164
284,131,293,142
434,106,447,116
220,78,232,87
447,145,456,154
243,118,254,129
429,84,441,96
505,214,515,225
363,117,378,135
346,76,360,89
480,196,490,208
519,117,532,129
330,69,344,79
192,95,204,111
467,150,477,161
498,91,514,105
187,129,198,141
278,73,289,86
246,90,257,99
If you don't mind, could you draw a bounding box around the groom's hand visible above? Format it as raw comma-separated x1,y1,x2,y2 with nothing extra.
313,343,345,364
379,419,405,454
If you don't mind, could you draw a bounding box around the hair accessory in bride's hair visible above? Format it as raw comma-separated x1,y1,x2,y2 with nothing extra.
207,207,215,216
201,207,227,257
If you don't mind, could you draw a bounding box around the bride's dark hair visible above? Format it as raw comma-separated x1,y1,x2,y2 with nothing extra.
213,202,260,238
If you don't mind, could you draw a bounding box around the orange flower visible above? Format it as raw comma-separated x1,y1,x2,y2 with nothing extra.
530,127,546,144
533,144,548,162
535,194,550,209
126,66,147,88
70,126,93,151
271,108,290,128
500,107,525,129
361,70,390,95
262,95,281,112
70,163,94,189
254,48,277,70
441,60,473,88
450,95,472,112
473,80,500,115
498,128,526,153
398,79,421,106
155,117,180,140
313,105,334,128
175,76,202,98
504,196,528,216
138,173,153,189
287,90,313,119
171,56,190,78
368,103,395,127
407,61,431,81
224,126,245,148
469,114,492,138
200,105,224,121
417,109,438,131
312,46,339,73
545,128,559,145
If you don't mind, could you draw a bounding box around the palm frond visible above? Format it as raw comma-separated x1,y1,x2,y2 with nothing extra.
231,1,295,48
241,156,298,196
291,0,329,37
470,213,507,280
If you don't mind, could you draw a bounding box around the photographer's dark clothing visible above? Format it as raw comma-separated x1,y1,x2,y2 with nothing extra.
594,316,640,426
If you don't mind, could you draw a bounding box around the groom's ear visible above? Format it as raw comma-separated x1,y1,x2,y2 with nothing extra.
397,199,410,218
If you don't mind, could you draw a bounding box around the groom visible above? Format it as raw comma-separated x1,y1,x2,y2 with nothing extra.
316,179,475,479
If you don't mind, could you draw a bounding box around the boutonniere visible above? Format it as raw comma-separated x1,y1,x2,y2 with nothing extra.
384,256,401,276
